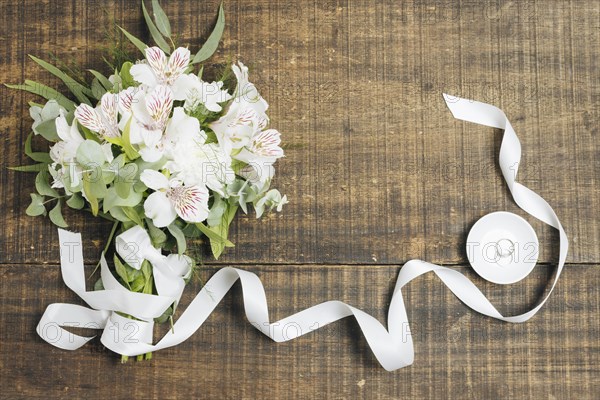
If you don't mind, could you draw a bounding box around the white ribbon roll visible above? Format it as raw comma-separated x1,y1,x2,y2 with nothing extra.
36,95,568,371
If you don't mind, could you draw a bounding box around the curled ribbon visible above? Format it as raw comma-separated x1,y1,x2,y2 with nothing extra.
37,95,568,371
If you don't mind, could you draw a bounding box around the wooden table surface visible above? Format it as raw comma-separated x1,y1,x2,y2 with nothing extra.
1,0,598,398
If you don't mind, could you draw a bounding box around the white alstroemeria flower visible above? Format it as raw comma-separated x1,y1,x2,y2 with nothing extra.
75,92,122,138
138,106,201,163
165,132,235,197
49,111,112,189
184,76,232,113
48,111,85,188
116,86,136,131
209,62,269,154
129,85,174,162
130,47,195,100
140,169,209,227
234,129,284,183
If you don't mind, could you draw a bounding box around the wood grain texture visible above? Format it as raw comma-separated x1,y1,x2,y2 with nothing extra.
0,0,598,398
1,264,599,399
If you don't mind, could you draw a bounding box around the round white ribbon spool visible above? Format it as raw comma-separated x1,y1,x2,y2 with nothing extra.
466,211,539,284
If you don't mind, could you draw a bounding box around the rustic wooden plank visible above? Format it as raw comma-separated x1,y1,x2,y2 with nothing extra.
0,0,598,266
0,263,598,398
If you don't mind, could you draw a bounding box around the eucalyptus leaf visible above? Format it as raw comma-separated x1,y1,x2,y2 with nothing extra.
88,69,113,91
5,80,76,111
118,26,148,56
9,163,48,172
167,222,186,255
49,200,68,228
91,78,107,100
76,140,106,167
192,3,225,64
35,170,59,197
147,218,167,247
142,1,171,53
25,132,53,162
122,206,144,227
25,193,46,216
151,0,171,37
66,193,85,210
28,55,92,105
103,187,142,213
108,206,131,223
34,119,60,142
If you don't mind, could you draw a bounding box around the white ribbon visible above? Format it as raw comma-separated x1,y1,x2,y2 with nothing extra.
36,95,568,371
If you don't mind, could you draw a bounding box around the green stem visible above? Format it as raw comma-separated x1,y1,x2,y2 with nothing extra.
89,220,120,278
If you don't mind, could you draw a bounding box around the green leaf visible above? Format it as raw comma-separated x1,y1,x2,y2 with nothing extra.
167,223,186,255
118,26,148,56
88,69,113,91
91,78,107,100
114,255,132,290
28,55,92,105
141,259,152,280
34,119,60,142
147,218,167,247
192,3,225,64
9,163,48,172
130,274,146,292
24,132,53,162
82,172,99,216
25,193,46,216
142,1,171,53
66,193,85,210
35,170,59,197
154,306,173,324
49,200,68,228
5,81,75,111
195,222,235,247
102,187,143,214
119,62,137,89
121,116,140,160
151,0,171,37
122,206,144,227
76,140,106,167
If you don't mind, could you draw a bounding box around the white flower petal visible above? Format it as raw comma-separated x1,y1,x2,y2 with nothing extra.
101,92,118,125
74,104,103,133
144,191,177,228
140,169,169,190
101,143,114,164
167,47,191,79
146,85,173,126
117,87,136,114
145,46,168,77
130,63,158,87
250,129,284,158
139,145,164,163
171,73,197,101
169,185,209,223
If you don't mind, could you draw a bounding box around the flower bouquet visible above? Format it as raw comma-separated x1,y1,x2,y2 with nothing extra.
9,0,286,360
